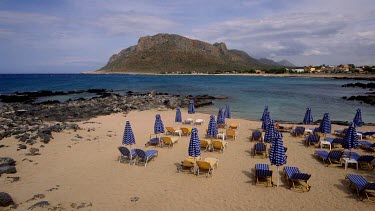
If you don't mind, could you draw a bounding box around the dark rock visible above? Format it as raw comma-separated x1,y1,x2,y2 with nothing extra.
19,133,30,142
345,95,375,106
18,144,27,149
342,82,375,89
0,192,15,207
27,147,40,156
0,166,17,174
27,201,50,210
0,157,16,166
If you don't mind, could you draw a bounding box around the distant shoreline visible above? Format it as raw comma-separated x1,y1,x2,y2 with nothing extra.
83,71,375,79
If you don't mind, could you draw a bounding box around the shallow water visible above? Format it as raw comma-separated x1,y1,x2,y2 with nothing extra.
0,74,373,123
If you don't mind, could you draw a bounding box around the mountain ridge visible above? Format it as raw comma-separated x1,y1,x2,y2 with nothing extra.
98,33,294,73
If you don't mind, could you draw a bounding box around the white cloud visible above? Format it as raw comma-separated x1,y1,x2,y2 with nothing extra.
90,13,178,36
0,11,61,25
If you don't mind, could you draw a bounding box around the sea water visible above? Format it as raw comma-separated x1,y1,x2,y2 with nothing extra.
0,74,373,123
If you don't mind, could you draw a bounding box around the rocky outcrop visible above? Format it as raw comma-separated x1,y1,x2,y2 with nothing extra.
98,33,290,73
0,89,225,145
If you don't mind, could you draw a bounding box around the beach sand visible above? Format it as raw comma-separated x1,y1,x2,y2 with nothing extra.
1,109,374,210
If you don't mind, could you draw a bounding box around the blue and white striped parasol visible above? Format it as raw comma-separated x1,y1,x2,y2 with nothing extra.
343,122,359,159
353,108,364,127
303,108,313,124
188,128,201,158
188,100,195,114
224,104,231,119
207,115,218,138
122,120,136,163
217,107,225,125
175,107,182,123
261,111,270,131
264,119,278,143
154,114,165,134
261,106,269,121
315,113,331,137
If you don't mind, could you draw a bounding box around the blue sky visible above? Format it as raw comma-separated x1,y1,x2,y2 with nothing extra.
0,0,374,73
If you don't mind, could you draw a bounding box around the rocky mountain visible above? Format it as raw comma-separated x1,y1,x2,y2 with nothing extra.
97,33,291,73
277,59,295,67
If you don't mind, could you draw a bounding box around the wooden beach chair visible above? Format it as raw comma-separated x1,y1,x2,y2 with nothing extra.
212,140,228,153
117,146,137,164
161,136,179,147
251,130,263,142
253,142,267,158
196,158,219,177
283,166,311,192
177,156,201,173
315,150,343,167
255,164,273,187
346,174,375,202
134,149,158,168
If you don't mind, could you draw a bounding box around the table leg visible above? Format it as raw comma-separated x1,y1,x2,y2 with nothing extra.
345,161,348,170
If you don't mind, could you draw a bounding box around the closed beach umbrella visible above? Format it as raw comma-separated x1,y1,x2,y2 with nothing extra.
122,120,136,163
154,114,165,135
315,113,331,139
343,122,359,159
261,106,269,121
353,108,364,127
217,107,225,125
224,104,231,119
261,111,270,131
303,108,313,125
188,100,195,114
188,128,201,158
264,119,277,143
175,107,182,123
269,133,287,187
207,115,218,138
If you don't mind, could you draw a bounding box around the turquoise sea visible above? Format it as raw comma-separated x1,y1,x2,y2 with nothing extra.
0,74,374,123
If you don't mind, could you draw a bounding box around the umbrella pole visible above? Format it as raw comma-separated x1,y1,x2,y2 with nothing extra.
129,145,132,165
349,149,352,160
277,166,279,187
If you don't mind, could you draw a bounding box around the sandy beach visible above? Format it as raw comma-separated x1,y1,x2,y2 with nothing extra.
1,109,375,210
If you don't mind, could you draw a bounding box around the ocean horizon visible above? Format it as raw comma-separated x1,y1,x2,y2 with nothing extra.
0,73,374,124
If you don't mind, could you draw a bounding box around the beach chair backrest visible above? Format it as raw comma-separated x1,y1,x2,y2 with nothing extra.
255,142,266,151
134,149,146,159
345,151,360,160
256,164,272,177
181,128,190,134
307,134,320,143
181,160,194,168
212,141,223,148
230,123,238,129
284,166,300,178
162,137,172,144
256,169,272,177
253,130,262,139
166,127,175,133
357,155,375,162
328,150,343,160
118,146,130,156
200,140,209,147
364,183,375,190
226,129,236,137
295,127,305,135
196,161,212,170
291,173,311,181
